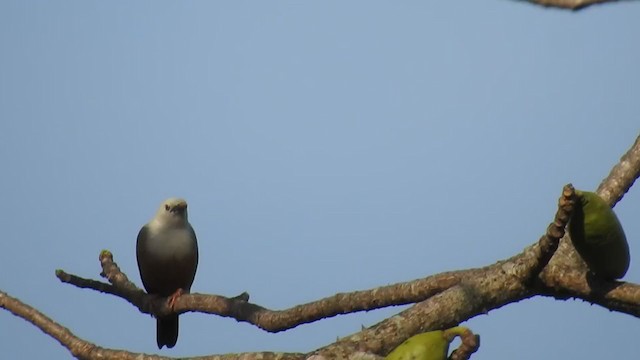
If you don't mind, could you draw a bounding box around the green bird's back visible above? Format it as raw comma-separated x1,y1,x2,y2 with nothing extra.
385,330,449,360
569,190,630,279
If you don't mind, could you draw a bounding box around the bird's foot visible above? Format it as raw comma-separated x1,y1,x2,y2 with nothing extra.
167,288,185,310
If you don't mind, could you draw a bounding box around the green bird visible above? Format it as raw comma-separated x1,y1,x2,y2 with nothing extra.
569,190,630,280
385,327,468,360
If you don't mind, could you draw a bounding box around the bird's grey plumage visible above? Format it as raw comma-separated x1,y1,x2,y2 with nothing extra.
136,198,198,349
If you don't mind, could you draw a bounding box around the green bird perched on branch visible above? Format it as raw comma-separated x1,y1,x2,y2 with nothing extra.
569,190,630,280
385,327,470,360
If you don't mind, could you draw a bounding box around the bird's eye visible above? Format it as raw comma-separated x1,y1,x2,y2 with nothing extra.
165,204,170,211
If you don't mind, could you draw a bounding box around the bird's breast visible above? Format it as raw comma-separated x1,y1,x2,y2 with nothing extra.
144,227,197,261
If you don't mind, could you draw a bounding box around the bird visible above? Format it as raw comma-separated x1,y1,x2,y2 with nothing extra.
136,197,199,349
384,327,471,360
569,190,629,279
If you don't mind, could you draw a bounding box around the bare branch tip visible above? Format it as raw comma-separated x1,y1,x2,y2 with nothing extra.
562,183,575,199
98,249,113,262
55,269,68,281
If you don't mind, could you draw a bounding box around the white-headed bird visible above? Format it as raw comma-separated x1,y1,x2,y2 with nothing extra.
136,198,199,348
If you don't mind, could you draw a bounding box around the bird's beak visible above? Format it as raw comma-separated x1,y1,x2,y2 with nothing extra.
174,202,188,212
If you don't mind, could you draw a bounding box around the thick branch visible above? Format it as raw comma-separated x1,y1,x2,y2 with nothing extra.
597,134,640,207
538,269,640,316
307,186,578,358
0,290,302,360
58,254,465,332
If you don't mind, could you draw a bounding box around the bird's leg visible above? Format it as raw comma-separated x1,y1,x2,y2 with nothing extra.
167,288,185,310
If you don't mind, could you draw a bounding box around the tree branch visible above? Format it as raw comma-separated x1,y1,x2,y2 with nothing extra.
57,253,466,332
519,0,634,11
0,290,303,360
5,124,640,360
597,134,640,207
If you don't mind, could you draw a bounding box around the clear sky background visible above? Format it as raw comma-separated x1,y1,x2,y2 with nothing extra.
1,1,639,359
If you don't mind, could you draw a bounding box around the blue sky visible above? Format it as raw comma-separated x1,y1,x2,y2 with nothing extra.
1,1,639,359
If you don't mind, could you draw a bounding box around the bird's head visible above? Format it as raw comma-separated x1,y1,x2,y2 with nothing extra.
155,197,189,225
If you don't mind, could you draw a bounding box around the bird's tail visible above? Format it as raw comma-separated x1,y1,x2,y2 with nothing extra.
157,315,179,349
